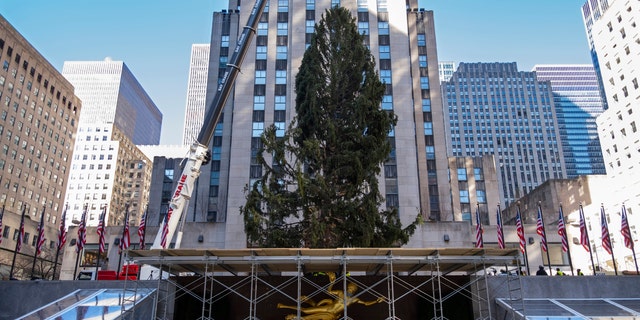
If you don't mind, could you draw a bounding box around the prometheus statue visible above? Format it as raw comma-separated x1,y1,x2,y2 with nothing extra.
277,272,384,320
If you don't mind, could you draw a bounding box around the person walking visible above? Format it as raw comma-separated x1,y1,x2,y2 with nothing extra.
555,268,565,276
577,269,585,276
536,265,548,276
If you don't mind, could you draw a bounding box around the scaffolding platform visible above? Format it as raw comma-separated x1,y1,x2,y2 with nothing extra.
128,247,523,319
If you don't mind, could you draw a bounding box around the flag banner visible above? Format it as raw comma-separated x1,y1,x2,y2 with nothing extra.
558,206,568,252
138,208,147,250
516,207,526,253
579,205,590,252
160,209,172,248
496,206,505,249
76,205,87,253
536,205,548,252
97,206,106,253
601,206,612,255
57,204,68,251
17,206,26,253
36,208,46,256
475,206,483,248
119,207,131,253
621,205,634,250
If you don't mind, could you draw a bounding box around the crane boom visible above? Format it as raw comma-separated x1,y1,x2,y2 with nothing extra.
151,0,267,249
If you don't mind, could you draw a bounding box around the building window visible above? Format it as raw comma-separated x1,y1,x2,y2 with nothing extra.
457,168,467,181
459,190,469,203
476,190,486,203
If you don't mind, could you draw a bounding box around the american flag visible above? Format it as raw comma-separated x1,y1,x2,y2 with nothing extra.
601,205,612,255
57,204,68,251
0,204,4,245
16,206,26,253
496,206,505,249
76,205,87,253
515,207,526,253
579,205,590,252
621,205,634,250
97,206,106,253
119,207,131,253
475,206,483,248
138,208,147,250
160,209,172,249
536,205,548,252
557,206,568,252
36,207,46,256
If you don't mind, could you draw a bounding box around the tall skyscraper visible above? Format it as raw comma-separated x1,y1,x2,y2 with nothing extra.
443,62,566,207
182,44,210,145
0,15,82,278
62,60,161,228
586,0,640,207
155,0,452,248
533,64,606,177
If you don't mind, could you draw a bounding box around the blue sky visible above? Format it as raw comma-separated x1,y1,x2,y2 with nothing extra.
1,0,591,145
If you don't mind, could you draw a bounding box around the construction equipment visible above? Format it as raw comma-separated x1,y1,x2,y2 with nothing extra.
150,0,267,249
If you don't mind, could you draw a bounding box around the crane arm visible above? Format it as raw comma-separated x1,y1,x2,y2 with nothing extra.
151,0,267,249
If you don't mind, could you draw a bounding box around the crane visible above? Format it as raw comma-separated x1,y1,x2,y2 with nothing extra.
150,0,267,250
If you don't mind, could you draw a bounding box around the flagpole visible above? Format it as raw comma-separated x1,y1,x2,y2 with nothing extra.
538,203,553,275
52,204,67,280
631,244,639,274
31,206,46,279
579,205,597,275
73,249,81,280
73,204,88,280
117,203,130,280
95,205,105,280
10,205,27,279
559,205,574,275
601,205,618,275
621,204,639,274
516,204,530,275
600,205,615,274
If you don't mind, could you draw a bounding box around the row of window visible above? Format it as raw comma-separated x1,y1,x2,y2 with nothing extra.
1,226,58,250
0,38,78,112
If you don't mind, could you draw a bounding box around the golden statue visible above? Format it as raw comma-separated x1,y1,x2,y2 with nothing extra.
277,272,385,320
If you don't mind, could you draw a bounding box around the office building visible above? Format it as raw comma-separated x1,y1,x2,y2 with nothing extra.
0,15,82,279
182,44,210,145
62,60,161,229
533,64,606,177
585,0,640,219
147,0,453,249
443,62,566,207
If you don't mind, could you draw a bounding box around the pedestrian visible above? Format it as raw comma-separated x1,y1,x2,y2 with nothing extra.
577,269,584,276
555,268,565,276
536,265,548,276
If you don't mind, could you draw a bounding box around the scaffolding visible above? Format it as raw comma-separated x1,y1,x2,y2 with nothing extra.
128,247,522,320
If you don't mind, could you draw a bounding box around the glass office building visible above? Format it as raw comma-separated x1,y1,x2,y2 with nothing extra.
533,64,606,177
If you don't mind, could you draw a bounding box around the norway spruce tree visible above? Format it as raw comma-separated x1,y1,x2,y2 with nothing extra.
241,7,418,248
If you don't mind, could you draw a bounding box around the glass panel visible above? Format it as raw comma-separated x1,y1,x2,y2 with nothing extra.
560,299,633,317
20,289,96,320
19,288,155,320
